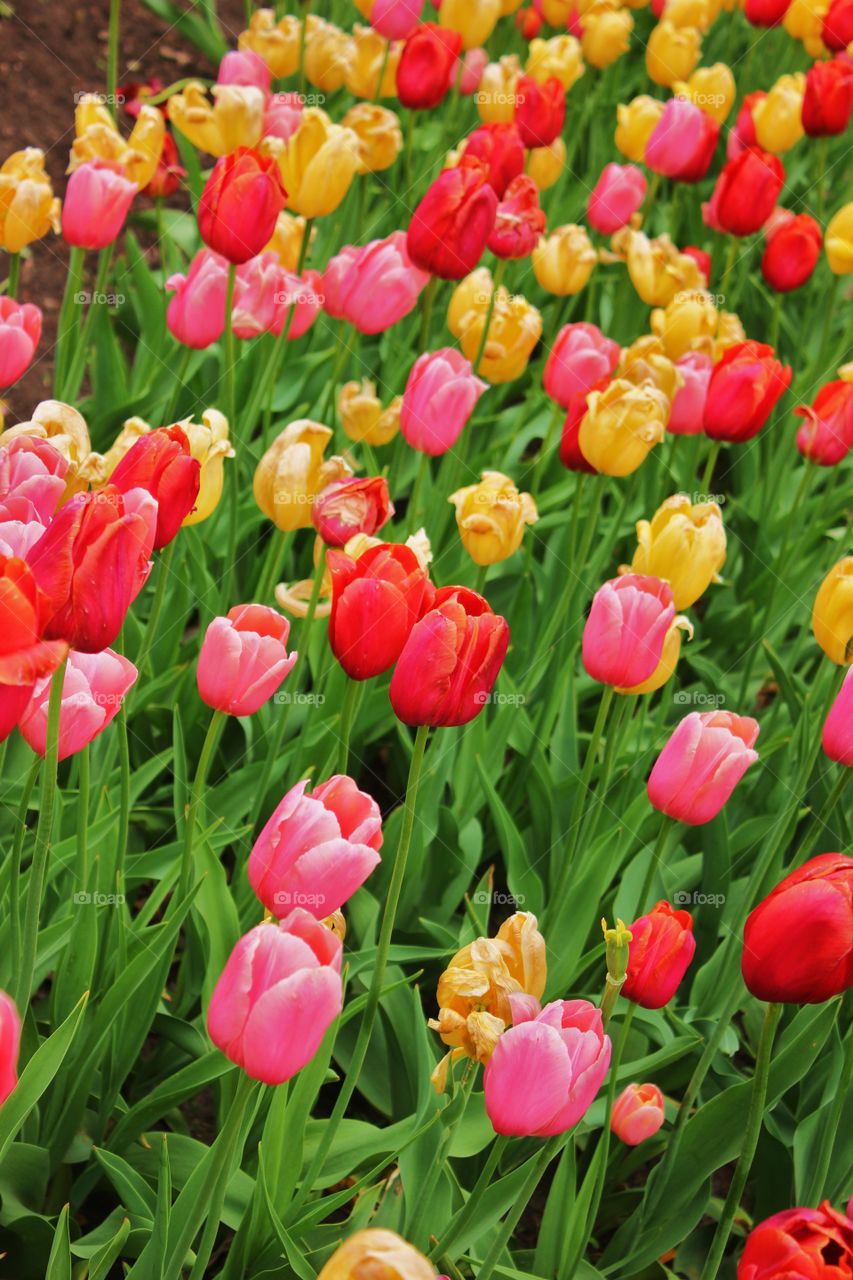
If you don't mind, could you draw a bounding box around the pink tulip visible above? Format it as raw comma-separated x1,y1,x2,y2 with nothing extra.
248,774,383,918
371,0,423,39
273,269,324,339
207,909,343,1084
668,352,713,435
312,476,394,546
400,347,487,456
263,92,305,143
0,990,21,1106
322,245,362,321
62,161,137,250
644,98,720,183
0,298,42,387
217,49,272,93
582,575,675,689
0,436,67,557
611,1082,665,1145
19,648,137,761
166,249,229,349
231,252,283,340
648,710,760,825
823,667,853,766
332,233,430,335
484,997,611,1136
460,48,489,95
197,604,297,716
543,323,621,409
586,163,647,235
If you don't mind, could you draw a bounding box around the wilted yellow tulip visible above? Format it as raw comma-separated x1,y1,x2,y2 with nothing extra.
752,73,805,153
581,2,634,67
1,400,102,499
458,288,543,384
316,1230,435,1280
526,35,585,89
615,95,665,162
179,410,235,526
168,82,263,158
619,335,682,403
812,557,853,663
344,25,401,98
440,0,502,47
645,21,702,86
342,103,402,172
254,419,352,531
617,615,693,693
69,95,165,189
338,381,401,445
450,471,538,565
0,149,61,253
532,224,596,295
651,290,719,359
476,56,522,124
825,203,853,275
304,19,350,92
674,63,735,123
263,211,314,272
527,136,567,191
264,109,363,219
579,378,668,475
631,494,726,608
238,10,302,77
614,228,704,307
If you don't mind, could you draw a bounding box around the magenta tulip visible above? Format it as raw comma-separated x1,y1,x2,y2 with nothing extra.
62,161,136,250
400,348,487,455
611,1082,666,1145
166,249,229,349
543,323,620,409
371,0,423,39
644,98,720,183
582,575,676,689
648,711,760,825
586,163,647,235
197,604,297,716
19,648,137,761
823,668,853,766
0,990,21,1106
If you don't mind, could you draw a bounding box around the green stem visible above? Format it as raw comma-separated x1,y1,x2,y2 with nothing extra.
718,234,738,300
134,540,177,678
408,451,431,534
223,262,238,435
6,252,20,299
336,677,361,775
797,770,851,866
530,399,563,493
163,346,192,424
409,1067,477,1249
429,1135,509,1262
77,745,90,889
473,259,506,375
64,245,114,399
107,0,121,117
54,246,86,397
176,709,226,903
476,1136,564,1280
297,0,311,97
700,440,721,497
636,815,679,915
255,527,293,603
806,1015,851,1205
6,758,41,964
419,275,439,353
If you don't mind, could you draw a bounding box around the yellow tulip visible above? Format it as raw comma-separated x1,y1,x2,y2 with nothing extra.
448,267,494,340
613,227,704,306
99,416,151,476
650,289,719,359
673,62,736,123
449,471,538,565
263,109,363,219
619,335,682,403
70,95,165,188
752,73,805,153
253,419,352,531
439,0,503,48
579,378,668,475
168,82,263,158
713,309,746,359
631,494,726,608
238,10,302,77
645,21,702,86
532,224,596,295
825,203,853,275
458,288,543,384
179,410,235,526
304,19,350,92
0,148,60,253
527,137,567,191
344,25,401,98
783,0,829,45
526,35,586,89
341,103,402,172
615,95,665,162
316,1230,435,1280
663,0,715,27
0,400,101,500
337,381,402,445
476,56,522,124
812,557,853,663
542,0,574,18
617,615,693,693
581,2,634,68
263,211,313,272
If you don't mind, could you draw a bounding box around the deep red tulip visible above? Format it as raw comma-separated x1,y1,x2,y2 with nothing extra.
738,1200,853,1280
704,147,784,237
328,542,433,681
144,131,186,199
407,156,498,280
27,486,156,654
682,244,711,280
824,0,853,50
703,341,792,443
0,555,67,687
397,23,463,110
487,175,546,259
744,0,791,24
622,900,696,1009
802,59,853,137
741,852,853,1004
516,5,543,37
514,75,566,149
389,585,509,728
198,146,286,265
727,91,764,160
463,122,526,197
795,380,853,466
761,212,822,292
110,425,201,549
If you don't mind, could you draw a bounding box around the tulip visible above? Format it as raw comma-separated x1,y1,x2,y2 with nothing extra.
390,585,509,727
615,96,665,162
532,224,596,295
581,3,634,68
703,148,784,237
0,298,41,387
645,21,701,86
761,212,822,292
397,22,463,109
813,557,853,664
312,476,394,546
338,381,402,446
168,82,264,157
109,425,201,550
407,156,498,280
650,291,718,361
264,211,312,272
783,0,830,47
61,161,136,251
1,401,98,502
449,471,538,565
456,288,542,384
745,0,792,19
70,95,165,190
270,269,324,340
517,4,544,34
582,574,675,688
614,228,704,307
727,92,763,160
461,122,526,197
327,233,429,336
370,0,423,38
587,163,647,234
328,542,433,680
631,495,726,609
667,352,713,434
795,381,853,467
254,420,352,532
197,604,297,716
617,613,693,696
742,853,853,1004
0,991,21,1106
644,98,720,182
674,63,736,124
316,1230,437,1280
0,435,67,559
461,46,489,94
447,268,494,340
619,335,681,404
166,249,229,350
484,998,611,1136
611,1083,666,1145
207,910,342,1084
752,74,805,153
0,149,60,253
487,175,546,259
559,389,600,473
824,0,853,47
802,59,853,137
400,348,487,454
439,0,502,47
341,103,402,172
823,668,853,765
703,341,792,442
622,901,696,1007
0,555,68,686
826,203,853,274
19,648,137,762
682,245,712,281
304,21,350,92
738,1202,853,1280
263,92,305,143
477,55,522,125
344,25,402,99
514,75,566,148
170,410,234,528
144,131,186,200
579,379,668,475
238,10,302,77
648,710,760,824
217,47,272,91
526,34,584,89
527,137,567,190
198,147,285,265
544,322,620,408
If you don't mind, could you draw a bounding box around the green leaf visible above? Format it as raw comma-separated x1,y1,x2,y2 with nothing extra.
0,993,88,1163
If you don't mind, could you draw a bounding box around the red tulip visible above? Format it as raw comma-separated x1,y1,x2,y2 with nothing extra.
397,23,463,110
703,147,784,237
727,92,764,160
407,156,498,280
389,585,509,727
514,75,566,149
744,0,791,23
463,122,526,197
559,388,600,474
802,59,853,137
703,341,792,443
312,476,394,547
738,1200,853,1280
682,245,711,281
795,380,853,467
741,852,853,1004
622,900,696,1009
143,131,186,199
110,425,201,549
487,175,546,259
328,543,434,681
761,212,822,292
516,5,543,37
824,0,853,50
0,555,67,687
198,147,285,265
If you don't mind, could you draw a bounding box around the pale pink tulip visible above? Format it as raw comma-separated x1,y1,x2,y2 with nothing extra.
263,93,305,143
62,161,136,250
0,436,67,556
822,668,853,766
19,648,137,761
231,252,284,340
0,298,42,387
668,351,713,435
586,163,647,235
648,710,760,825
611,1082,665,1145
543,323,620,409
217,49,272,93
582,575,675,689
0,990,21,1106
461,48,489,94
197,604,297,716
166,249,229,349
400,347,487,455
272,269,323,339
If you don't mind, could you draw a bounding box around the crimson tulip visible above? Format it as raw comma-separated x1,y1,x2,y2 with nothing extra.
761,212,822,292
559,389,599,474
622,900,696,1009
487,175,546,259
824,0,853,49
795,380,853,467
109,425,201,549
514,75,566,149
738,1200,853,1280
407,156,498,280
744,0,791,22
397,23,463,110
704,147,784,237
802,59,853,137
328,543,433,681
463,122,526,197
198,147,285,265
703,341,792,442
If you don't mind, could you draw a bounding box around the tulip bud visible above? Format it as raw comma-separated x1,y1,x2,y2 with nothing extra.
703,341,791,442
602,916,633,989
316,1230,437,1280
611,1082,666,1144
631,494,726,609
515,75,566,148
615,96,666,162
622,901,696,1008
199,147,285,265
178,409,235,525
648,710,760,824
0,991,21,1106
254,420,352,532
312,476,394,546
579,378,668,475
826,203,853,275
0,148,60,253
400,348,487,454
20,648,137,761
532,224,597,295
450,471,538,565
328,542,433,680
338,381,401,446
0,299,41,389
397,22,463,109
813,556,853,664
197,604,297,716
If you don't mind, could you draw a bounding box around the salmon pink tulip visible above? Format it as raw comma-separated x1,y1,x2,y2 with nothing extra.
197,604,296,716
668,352,713,435
166,249,229,350
645,99,719,183
544,322,620,409
0,298,41,387
62,161,136,250
611,1082,665,1145
622,901,696,1008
